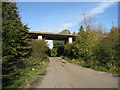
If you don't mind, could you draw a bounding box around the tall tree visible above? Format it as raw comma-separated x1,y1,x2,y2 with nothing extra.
82,12,96,30
2,2,32,86
73,26,88,59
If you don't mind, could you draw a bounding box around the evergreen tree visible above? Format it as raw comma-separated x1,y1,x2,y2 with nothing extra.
78,26,84,34
2,2,32,86
73,26,88,59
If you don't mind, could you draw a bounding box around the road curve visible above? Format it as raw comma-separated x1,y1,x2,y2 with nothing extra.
35,57,118,88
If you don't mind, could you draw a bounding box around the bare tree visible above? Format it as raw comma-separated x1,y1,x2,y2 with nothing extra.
95,24,107,33
82,11,96,30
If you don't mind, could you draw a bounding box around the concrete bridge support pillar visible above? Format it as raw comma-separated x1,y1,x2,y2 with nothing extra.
38,35,42,40
68,37,73,43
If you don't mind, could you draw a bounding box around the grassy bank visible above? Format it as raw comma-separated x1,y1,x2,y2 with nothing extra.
3,57,49,88
63,57,120,74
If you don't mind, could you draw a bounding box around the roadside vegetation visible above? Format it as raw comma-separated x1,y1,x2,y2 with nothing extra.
2,2,49,88
52,19,120,74
2,1,120,89
63,25,119,74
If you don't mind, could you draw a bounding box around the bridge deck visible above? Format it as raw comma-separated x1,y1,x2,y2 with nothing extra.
28,31,76,41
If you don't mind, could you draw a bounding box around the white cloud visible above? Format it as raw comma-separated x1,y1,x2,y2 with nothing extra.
88,2,115,16
60,2,115,30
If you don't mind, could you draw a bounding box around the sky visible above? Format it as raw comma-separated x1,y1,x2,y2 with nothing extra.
16,2,118,48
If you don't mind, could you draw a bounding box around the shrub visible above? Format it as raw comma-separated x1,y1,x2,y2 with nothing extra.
31,39,49,60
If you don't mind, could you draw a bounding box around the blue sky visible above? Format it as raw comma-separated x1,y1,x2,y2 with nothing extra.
16,2,118,48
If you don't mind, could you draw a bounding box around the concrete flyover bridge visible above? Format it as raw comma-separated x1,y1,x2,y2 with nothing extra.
28,31,76,43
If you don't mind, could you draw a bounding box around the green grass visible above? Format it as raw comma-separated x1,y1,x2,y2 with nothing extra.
4,58,49,89
64,57,120,74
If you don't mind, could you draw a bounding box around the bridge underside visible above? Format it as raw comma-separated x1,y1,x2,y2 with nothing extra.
28,31,76,43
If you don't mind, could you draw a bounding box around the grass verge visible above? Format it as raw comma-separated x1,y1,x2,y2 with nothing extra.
4,58,49,89
64,57,120,75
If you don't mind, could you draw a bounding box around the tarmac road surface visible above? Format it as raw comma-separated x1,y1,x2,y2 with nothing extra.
28,57,119,88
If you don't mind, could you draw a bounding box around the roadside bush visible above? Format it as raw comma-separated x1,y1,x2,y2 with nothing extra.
3,39,50,88
50,48,57,57
53,40,65,56
64,43,75,59
63,25,120,74
31,39,49,60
